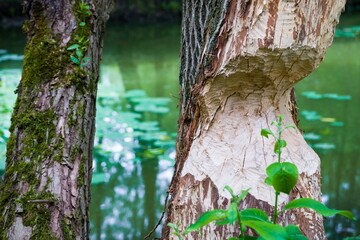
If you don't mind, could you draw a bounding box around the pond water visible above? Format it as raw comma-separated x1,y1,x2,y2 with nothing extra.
0,18,359,239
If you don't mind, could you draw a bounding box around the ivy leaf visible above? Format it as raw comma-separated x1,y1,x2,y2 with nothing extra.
79,22,86,27
70,55,80,65
67,44,80,50
274,139,287,153
261,129,274,138
283,198,355,220
266,162,298,194
184,210,227,234
76,48,83,58
81,57,90,67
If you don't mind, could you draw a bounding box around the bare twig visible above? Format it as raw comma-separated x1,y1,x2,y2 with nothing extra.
144,191,170,239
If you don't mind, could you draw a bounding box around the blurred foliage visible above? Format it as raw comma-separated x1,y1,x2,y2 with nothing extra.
1,0,358,26
112,0,181,23
0,0,182,25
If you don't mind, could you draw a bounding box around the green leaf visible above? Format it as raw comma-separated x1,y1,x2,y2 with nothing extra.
67,44,80,50
278,114,284,123
77,36,85,43
274,139,287,153
227,202,238,224
70,55,80,65
224,185,236,198
167,223,183,240
167,223,180,233
285,225,308,240
264,177,272,186
82,57,90,63
81,57,90,67
283,198,355,220
242,220,288,240
240,208,270,223
215,218,230,226
234,188,250,204
79,22,86,27
184,210,227,234
76,48,83,58
343,237,360,240
261,129,274,138
283,125,296,131
266,162,298,194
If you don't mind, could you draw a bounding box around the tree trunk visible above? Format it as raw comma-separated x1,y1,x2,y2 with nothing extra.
0,0,112,239
163,1,345,239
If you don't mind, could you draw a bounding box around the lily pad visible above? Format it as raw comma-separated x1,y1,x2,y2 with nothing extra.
130,97,171,105
330,121,344,127
154,140,176,148
134,104,169,114
124,89,147,98
321,117,336,123
133,121,159,132
303,132,321,141
301,91,323,99
313,143,336,150
0,54,24,62
91,172,108,185
138,131,168,142
301,110,321,121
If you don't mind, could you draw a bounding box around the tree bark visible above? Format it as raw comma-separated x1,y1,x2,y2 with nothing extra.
163,1,345,239
0,0,112,239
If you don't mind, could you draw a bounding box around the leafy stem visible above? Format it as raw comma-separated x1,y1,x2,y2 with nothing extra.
276,116,282,163
167,115,354,240
273,191,279,224
237,208,245,239
67,1,91,68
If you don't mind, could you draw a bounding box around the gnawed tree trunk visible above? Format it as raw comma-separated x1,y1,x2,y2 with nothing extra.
0,0,112,238
163,1,345,239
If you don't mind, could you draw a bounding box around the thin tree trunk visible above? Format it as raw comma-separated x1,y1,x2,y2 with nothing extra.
163,1,345,239
0,0,112,239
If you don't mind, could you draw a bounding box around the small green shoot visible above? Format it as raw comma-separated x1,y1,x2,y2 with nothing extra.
67,2,91,67
168,115,354,239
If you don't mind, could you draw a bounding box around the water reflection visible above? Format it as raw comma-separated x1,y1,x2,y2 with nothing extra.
297,36,360,238
0,21,359,239
89,24,180,239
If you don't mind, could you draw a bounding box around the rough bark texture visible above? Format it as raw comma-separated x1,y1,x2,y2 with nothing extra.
164,1,345,239
0,0,112,239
